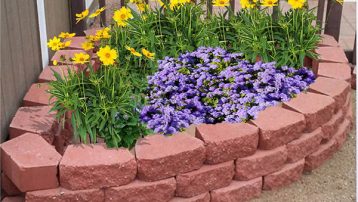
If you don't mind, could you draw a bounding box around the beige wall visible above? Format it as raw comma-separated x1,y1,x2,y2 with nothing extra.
1,0,42,141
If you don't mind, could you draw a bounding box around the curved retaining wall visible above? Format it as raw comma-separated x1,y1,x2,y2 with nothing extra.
0,33,354,202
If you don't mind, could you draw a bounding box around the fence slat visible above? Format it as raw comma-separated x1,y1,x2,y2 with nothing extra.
69,0,86,35
99,0,106,26
324,0,342,41
316,0,325,32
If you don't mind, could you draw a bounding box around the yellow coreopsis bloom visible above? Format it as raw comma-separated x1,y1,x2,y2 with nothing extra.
142,48,155,59
116,20,128,27
72,52,90,64
336,0,343,4
137,3,149,12
158,0,166,7
82,41,94,51
97,45,118,66
240,0,255,8
213,0,230,7
125,46,142,57
59,32,76,39
288,0,305,9
96,27,111,39
87,35,100,42
53,60,58,66
89,7,106,18
76,9,89,24
261,0,278,7
59,40,72,49
113,7,133,25
47,36,62,51
169,0,180,10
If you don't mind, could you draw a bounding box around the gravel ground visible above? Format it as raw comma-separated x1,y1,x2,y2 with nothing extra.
252,90,356,202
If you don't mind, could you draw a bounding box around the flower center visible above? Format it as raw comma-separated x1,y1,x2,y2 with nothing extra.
105,53,111,58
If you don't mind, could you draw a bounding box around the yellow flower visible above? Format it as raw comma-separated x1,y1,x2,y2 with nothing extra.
336,0,343,4
96,27,111,39
169,0,180,10
59,32,76,39
82,41,94,51
125,46,142,57
288,0,305,9
72,52,90,64
261,0,278,7
240,0,255,8
53,60,58,66
97,45,118,66
59,40,72,49
76,9,89,24
213,0,230,7
89,7,106,18
47,36,62,51
113,7,133,25
158,0,166,7
142,48,155,59
137,3,149,12
116,20,128,27
87,35,100,42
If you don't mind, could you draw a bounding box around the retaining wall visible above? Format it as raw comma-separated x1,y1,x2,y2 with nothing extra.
0,33,354,202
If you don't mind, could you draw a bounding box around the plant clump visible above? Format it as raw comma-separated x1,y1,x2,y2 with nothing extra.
141,47,315,134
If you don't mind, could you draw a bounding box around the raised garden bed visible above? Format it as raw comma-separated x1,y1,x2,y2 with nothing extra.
1,32,354,202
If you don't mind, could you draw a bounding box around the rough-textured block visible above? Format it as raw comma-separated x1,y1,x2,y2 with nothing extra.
25,187,103,202
333,119,351,149
195,123,258,164
64,37,87,50
251,106,305,150
314,46,349,63
235,146,287,180
309,77,350,111
176,161,234,198
263,159,304,190
60,144,136,190
170,193,210,202
105,178,176,202
84,28,101,36
287,128,323,163
38,65,78,83
51,50,87,65
318,34,339,47
22,83,54,107
1,133,61,192
1,173,21,196
135,133,205,181
317,63,352,82
283,92,335,132
210,177,262,202
321,110,344,141
9,106,58,144
304,139,337,171
1,197,24,202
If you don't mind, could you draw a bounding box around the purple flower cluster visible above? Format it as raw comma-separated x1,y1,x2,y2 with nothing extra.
140,47,315,134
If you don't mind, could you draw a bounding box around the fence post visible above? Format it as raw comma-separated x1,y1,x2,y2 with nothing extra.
69,0,86,36
316,0,325,33
324,0,343,41
99,0,106,27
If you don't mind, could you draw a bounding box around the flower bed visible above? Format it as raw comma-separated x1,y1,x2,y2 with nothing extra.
1,34,354,202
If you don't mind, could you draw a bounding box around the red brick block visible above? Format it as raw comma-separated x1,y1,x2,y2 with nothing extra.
51,50,87,65
283,92,335,132
321,110,344,142
135,133,205,181
25,187,103,202
304,138,337,171
317,63,352,82
314,46,349,63
333,119,351,149
170,193,210,202
287,128,323,163
38,65,78,83
60,144,136,190
318,34,339,47
9,106,58,144
235,146,287,180
210,177,262,202
251,106,305,150
263,159,304,190
105,178,176,202
64,37,87,50
352,66,356,89
1,173,21,196
84,28,101,36
1,197,24,202
195,123,258,164
22,83,54,107
176,161,234,198
1,133,61,192
309,77,351,111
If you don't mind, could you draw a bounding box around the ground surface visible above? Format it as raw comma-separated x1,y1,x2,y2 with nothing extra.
252,90,356,202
